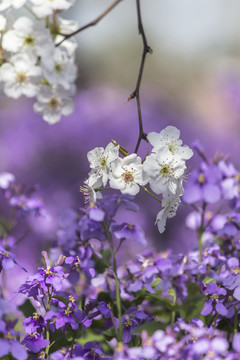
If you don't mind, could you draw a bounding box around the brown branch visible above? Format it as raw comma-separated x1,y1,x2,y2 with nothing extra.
127,0,152,154
56,0,123,47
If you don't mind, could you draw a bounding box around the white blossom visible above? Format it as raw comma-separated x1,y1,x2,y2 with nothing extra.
109,154,147,196
80,178,103,204
143,148,186,195
87,142,119,187
0,14,7,32
41,47,77,90
0,0,26,11
148,126,193,160
30,0,75,18
54,17,78,57
0,53,42,98
33,85,74,124
0,172,15,189
2,17,54,58
155,192,181,233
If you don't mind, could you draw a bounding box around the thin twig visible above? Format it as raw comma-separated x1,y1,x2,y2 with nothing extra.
127,0,152,154
56,0,123,47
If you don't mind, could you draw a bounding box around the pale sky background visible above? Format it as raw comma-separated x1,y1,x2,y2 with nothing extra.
68,0,240,56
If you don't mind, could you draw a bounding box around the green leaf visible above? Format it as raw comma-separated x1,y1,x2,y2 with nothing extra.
77,330,104,345
102,326,116,341
18,299,36,318
52,295,69,306
202,277,216,284
49,329,73,354
93,249,111,273
179,283,205,321
133,321,165,336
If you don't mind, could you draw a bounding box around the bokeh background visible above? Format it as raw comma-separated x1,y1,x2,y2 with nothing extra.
1,0,240,274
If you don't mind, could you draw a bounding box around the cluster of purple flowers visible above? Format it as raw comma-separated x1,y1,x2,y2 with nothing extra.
1,145,240,359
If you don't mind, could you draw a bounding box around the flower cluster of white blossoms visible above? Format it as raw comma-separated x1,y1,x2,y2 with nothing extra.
82,126,193,234
0,0,77,124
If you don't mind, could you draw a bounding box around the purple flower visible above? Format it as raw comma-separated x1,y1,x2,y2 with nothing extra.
72,342,111,360
9,194,43,215
183,162,221,204
0,339,27,360
97,301,112,319
22,333,50,353
217,213,240,237
23,313,47,335
112,223,147,246
218,160,239,200
65,251,96,279
19,256,66,298
79,214,105,241
192,335,229,357
232,333,240,352
201,282,228,317
0,246,26,273
45,297,83,331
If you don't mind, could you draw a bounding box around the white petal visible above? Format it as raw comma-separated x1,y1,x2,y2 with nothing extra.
61,98,74,115
2,30,22,52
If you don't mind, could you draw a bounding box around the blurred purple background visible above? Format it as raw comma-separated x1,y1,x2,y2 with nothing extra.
2,1,240,280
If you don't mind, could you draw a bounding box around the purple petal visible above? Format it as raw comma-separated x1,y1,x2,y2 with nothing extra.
216,302,228,316
11,340,28,360
88,207,105,222
0,339,10,357
233,333,240,352
128,279,143,292
183,184,202,204
233,286,240,300
203,184,221,204
201,301,213,316
228,257,239,269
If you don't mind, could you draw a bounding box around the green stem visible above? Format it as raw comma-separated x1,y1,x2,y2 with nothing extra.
23,5,39,19
103,222,123,342
141,186,162,204
95,186,111,192
170,290,176,329
1,270,5,298
234,306,238,334
198,229,203,263
198,202,206,263
45,287,53,359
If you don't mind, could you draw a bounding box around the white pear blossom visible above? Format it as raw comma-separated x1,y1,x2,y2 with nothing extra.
0,14,7,33
109,154,147,196
143,148,186,195
87,142,119,187
148,126,193,160
2,17,54,58
0,0,26,11
30,0,75,18
33,85,74,124
155,192,181,233
0,172,15,189
80,178,103,204
54,17,78,57
0,53,42,98
41,47,77,90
